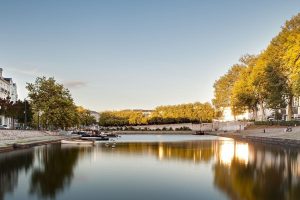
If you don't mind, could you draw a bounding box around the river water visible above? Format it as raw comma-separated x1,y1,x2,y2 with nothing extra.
1,135,300,200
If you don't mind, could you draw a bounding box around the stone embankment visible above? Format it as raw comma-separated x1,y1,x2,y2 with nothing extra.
0,130,73,152
208,126,300,147
115,131,196,135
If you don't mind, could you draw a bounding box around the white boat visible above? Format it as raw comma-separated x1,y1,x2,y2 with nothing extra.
61,139,94,145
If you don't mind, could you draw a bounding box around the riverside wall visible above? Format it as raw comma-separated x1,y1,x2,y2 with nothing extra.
120,121,253,132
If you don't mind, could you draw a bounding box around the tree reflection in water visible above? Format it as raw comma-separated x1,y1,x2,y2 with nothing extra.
0,149,34,200
214,142,300,200
100,141,217,163
29,144,81,199
1,138,300,200
100,140,300,200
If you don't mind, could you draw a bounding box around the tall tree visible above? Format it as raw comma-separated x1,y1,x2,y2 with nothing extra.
213,65,246,119
77,106,96,127
231,66,259,120
26,77,78,130
261,13,300,120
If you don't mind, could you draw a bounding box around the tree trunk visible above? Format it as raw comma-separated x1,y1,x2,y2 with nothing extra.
252,107,258,121
259,102,265,121
287,95,293,121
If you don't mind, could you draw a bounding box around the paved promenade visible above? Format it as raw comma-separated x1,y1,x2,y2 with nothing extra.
211,126,300,147
0,130,71,152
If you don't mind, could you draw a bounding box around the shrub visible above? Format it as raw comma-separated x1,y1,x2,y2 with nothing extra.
175,126,192,131
254,121,300,126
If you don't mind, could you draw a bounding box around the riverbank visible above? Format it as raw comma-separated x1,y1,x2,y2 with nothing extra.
208,126,300,147
0,130,75,153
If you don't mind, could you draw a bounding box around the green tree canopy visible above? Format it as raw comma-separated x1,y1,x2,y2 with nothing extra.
26,77,78,130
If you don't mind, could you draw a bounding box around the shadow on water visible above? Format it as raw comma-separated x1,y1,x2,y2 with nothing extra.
0,149,34,200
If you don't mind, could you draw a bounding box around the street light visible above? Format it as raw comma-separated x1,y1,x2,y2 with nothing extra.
37,110,44,130
24,98,27,129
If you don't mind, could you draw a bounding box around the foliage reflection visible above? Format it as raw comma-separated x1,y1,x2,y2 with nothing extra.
0,149,34,200
29,145,81,199
100,140,300,200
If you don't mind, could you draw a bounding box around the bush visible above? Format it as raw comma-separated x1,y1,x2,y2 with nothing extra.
175,126,192,131
127,127,136,131
254,120,300,126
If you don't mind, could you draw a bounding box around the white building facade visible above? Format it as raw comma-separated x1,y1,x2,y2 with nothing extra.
221,106,274,122
0,68,18,126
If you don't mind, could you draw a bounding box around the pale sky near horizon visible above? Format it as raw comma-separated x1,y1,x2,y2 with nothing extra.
1,0,300,111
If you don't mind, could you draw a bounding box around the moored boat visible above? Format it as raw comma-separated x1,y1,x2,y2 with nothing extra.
193,131,205,135
81,136,109,141
61,139,94,145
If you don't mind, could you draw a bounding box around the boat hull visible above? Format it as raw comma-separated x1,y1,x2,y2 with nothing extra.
81,137,109,141
61,139,94,145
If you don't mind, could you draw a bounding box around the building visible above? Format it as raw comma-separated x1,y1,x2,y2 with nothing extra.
220,106,274,122
220,101,300,122
0,68,17,103
221,107,251,121
0,68,18,126
133,109,154,117
90,111,100,123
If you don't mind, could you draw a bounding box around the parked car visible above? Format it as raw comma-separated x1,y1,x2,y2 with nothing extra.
0,125,9,129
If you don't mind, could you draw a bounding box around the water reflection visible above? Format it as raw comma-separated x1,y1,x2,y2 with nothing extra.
214,142,300,200
99,141,217,163
219,142,249,165
0,150,34,200
1,137,300,200
98,140,300,200
29,144,81,199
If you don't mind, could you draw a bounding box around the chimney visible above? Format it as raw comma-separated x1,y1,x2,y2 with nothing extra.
0,68,2,77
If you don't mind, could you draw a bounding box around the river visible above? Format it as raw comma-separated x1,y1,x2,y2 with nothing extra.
1,135,300,200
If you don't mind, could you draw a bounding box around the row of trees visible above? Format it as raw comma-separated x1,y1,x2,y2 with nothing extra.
213,13,300,121
99,102,215,126
0,97,33,128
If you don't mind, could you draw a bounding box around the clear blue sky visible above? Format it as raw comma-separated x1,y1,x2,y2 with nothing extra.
1,0,300,111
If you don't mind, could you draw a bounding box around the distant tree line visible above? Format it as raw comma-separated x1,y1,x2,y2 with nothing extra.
213,13,300,121
99,102,215,127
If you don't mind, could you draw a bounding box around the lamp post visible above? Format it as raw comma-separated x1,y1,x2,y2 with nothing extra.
24,98,27,129
37,110,40,130
37,110,43,130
